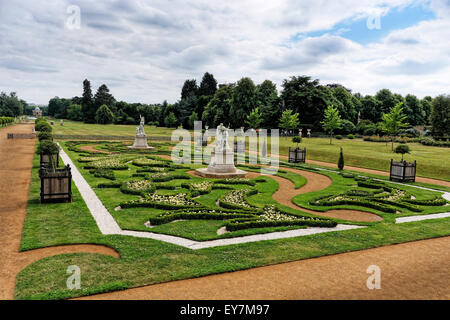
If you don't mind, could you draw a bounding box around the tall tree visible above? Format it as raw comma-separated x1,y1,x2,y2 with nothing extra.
257,80,280,128
404,94,425,126
331,86,357,123
0,92,24,116
281,76,331,130
360,95,382,122
230,77,257,128
181,79,198,100
321,105,342,144
279,109,300,133
421,96,433,125
430,95,450,137
245,108,263,129
202,84,234,127
197,72,217,117
81,79,94,123
94,84,116,113
95,104,115,124
381,102,408,150
375,89,397,114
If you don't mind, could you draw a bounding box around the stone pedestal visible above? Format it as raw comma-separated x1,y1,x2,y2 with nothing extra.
195,149,247,178
127,134,153,150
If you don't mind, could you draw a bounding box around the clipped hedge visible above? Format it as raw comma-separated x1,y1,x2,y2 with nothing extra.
213,178,256,186
97,182,122,188
225,218,337,231
404,197,448,206
89,168,116,180
218,189,259,211
0,117,14,126
120,180,155,195
148,209,255,226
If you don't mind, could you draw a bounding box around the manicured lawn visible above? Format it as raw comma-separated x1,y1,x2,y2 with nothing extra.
15,141,450,300
52,120,176,137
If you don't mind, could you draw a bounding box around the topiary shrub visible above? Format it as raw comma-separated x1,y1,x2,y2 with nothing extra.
292,136,302,147
338,147,344,170
335,134,343,140
35,121,52,132
347,134,355,139
38,131,53,141
394,144,410,161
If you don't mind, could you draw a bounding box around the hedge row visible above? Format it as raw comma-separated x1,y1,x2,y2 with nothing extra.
225,218,337,231
97,182,122,188
213,179,256,186
404,197,448,206
373,199,422,212
0,117,14,126
149,210,254,226
89,168,116,180
120,181,156,195
149,173,191,182
419,137,450,148
311,197,397,213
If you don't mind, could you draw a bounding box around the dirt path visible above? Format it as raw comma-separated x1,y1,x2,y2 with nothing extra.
80,236,450,300
79,144,111,154
0,124,119,300
245,171,382,222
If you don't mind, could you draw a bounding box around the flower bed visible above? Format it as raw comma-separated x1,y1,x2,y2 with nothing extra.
219,189,258,211
148,209,254,225
120,180,155,195
181,181,213,197
225,206,337,231
148,172,191,182
213,178,256,186
84,158,129,170
121,193,199,209
132,158,170,167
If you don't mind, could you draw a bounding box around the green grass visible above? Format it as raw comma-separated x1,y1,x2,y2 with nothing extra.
271,136,450,181
52,120,177,137
15,140,450,300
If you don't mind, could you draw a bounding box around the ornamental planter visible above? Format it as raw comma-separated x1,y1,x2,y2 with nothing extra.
288,147,306,163
389,159,416,182
40,153,60,168
39,164,72,203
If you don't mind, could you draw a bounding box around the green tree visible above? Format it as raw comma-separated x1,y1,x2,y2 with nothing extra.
430,95,450,137
164,112,178,128
197,72,217,116
338,147,344,170
321,105,342,144
245,108,263,129
360,95,382,122
281,76,331,129
95,104,115,124
381,102,408,150
202,84,234,127
404,94,425,126
181,79,198,100
375,89,397,114
394,144,410,161
421,96,433,124
0,92,24,116
331,86,357,123
230,77,257,128
67,104,83,121
187,112,198,129
279,109,300,132
256,80,280,128
81,79,94,123
94,84,116,116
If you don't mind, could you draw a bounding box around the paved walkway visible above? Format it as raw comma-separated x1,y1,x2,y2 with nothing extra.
80,236,450,300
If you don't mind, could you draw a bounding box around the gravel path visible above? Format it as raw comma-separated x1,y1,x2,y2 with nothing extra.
79,236,450,300
0,124,119,300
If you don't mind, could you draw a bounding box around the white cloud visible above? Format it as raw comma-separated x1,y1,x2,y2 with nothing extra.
0,0,448,104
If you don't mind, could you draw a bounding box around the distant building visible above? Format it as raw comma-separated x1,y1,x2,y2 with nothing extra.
32,106,42,118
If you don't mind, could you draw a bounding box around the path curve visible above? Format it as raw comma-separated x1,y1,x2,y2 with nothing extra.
0,124,119,300
188,167,382,222
77,236,450,300
79,144,111,154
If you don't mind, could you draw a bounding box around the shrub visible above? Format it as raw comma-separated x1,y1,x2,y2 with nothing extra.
38,131,53,141
338,147,344,170
335,135,343,140
347,134,355,139
36,140,59,155
89,168,116,180
95,104,115,124
120,180,155,195
338,119,356,134
35,121,52,132
394,144,410,161
292,136,302,146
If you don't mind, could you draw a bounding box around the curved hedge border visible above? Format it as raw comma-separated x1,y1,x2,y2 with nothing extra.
120,180,156,195
148,209,254,226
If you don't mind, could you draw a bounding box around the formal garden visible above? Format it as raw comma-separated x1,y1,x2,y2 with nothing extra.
11,116,449,300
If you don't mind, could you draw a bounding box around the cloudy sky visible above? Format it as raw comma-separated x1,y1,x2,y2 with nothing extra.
0,0,449,104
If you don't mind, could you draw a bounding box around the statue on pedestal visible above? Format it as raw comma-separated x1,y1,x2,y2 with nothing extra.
128,115,152,149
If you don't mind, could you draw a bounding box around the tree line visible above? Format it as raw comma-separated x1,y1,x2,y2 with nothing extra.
21,73,449,138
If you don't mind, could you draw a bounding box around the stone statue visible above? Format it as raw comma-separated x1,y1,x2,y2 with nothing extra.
137,115,145,136
216,123,230,152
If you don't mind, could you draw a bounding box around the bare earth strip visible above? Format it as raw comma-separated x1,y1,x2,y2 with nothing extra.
80,236,450,300
0,124,119,300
